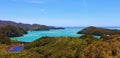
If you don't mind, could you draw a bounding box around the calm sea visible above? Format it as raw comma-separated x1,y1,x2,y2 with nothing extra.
10,27,120,42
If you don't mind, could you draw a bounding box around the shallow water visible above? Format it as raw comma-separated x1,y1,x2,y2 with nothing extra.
10,27,120,42
10,27,83,42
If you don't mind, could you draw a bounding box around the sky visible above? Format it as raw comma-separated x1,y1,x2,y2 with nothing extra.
0,0,120,27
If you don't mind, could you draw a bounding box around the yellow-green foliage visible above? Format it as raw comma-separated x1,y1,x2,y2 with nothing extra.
0,44,43,58
0,51,43,58
1,35,120,58
25,35,98,58
0,44,8,55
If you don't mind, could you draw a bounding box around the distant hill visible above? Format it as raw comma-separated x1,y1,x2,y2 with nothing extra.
0,20,49,31
0,20,64,44
0,20,64,31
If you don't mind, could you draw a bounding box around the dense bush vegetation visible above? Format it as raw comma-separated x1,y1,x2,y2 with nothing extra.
24,35,120,58
77,26,120,36
24,36,98,58
0,25,27,45
0,33,11,44
0,35,120,58
0,25,27,37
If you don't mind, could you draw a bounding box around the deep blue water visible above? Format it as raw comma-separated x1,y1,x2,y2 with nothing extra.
10,27,120,42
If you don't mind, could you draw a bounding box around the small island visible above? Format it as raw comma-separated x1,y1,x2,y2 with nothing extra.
77,26,120,36
77,26,120,40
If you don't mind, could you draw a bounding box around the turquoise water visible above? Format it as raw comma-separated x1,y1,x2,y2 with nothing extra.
10,27,120,42
10,27,83,42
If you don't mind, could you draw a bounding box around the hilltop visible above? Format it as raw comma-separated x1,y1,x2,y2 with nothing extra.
77,26,120,36
0,20,64,31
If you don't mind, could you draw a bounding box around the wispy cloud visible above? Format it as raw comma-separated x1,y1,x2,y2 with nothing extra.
11,0,44,4
40,9,46,12
28,0,44,4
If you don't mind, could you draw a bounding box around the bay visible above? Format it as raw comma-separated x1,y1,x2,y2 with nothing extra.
10,27,83,42
10,27,120,42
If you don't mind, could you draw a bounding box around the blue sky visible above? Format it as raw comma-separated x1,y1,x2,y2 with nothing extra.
0,0,120,27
